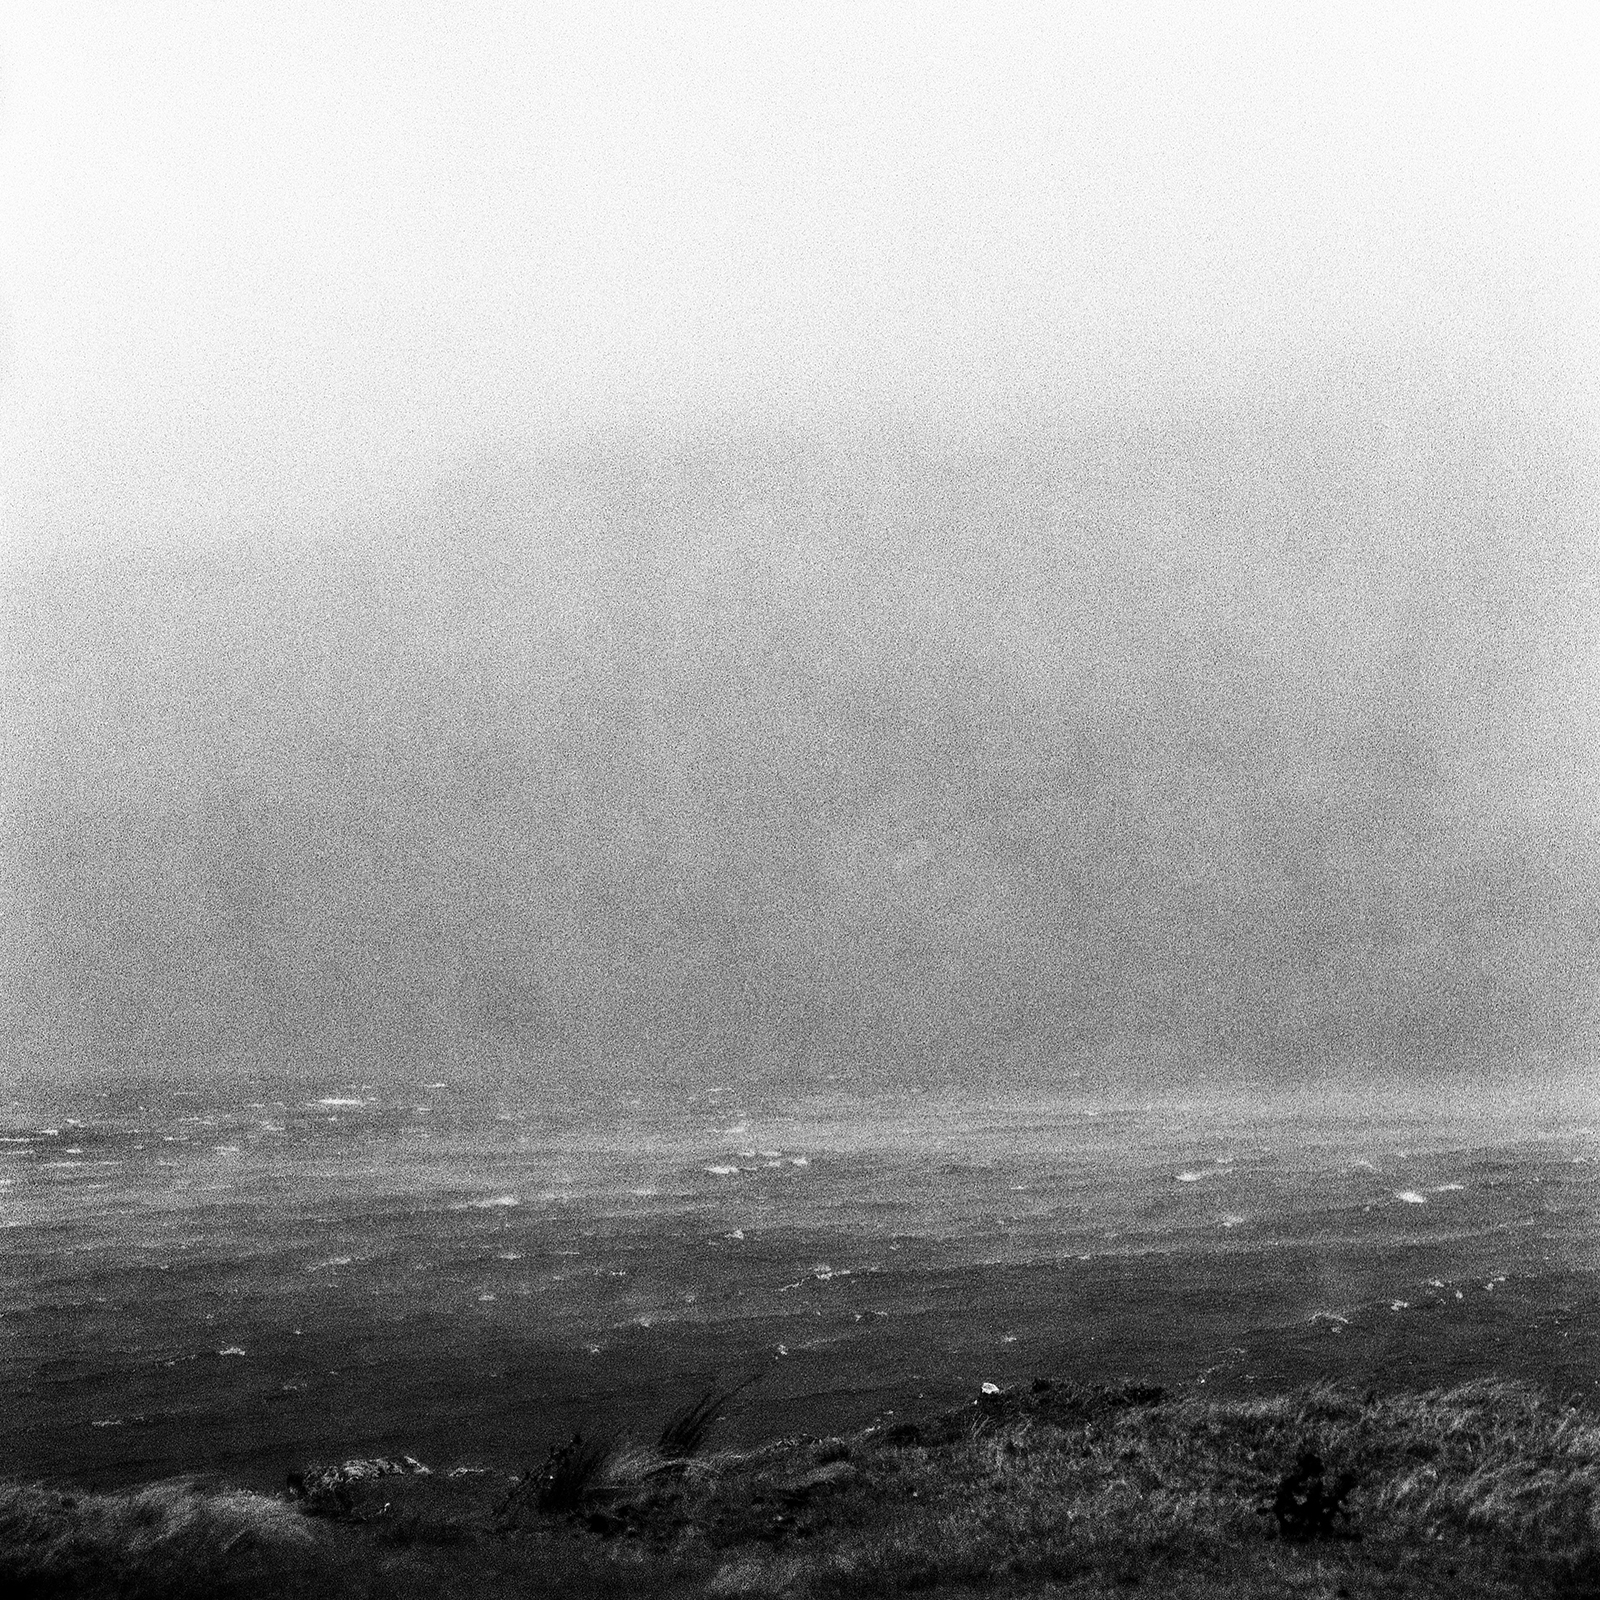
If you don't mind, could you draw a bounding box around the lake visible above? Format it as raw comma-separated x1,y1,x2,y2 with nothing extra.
4,1080,1596,1490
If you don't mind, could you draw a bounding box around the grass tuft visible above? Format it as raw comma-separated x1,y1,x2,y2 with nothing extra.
8,1378,1600,1597
658,1389,737,1461
494,1432,616,1523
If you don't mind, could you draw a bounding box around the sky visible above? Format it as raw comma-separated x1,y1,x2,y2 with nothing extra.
5,0,1599,543
2,3,1598,1097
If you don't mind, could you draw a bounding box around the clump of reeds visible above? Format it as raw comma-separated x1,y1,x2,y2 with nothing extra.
657,1374,763,1462
658,1389,733,1460
496,1432,615,1527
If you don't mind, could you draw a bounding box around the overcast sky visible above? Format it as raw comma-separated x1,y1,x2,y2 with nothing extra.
4,2,1598,550
2,5,1598,1099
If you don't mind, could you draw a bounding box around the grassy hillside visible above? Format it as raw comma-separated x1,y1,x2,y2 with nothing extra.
4,1378,1598,1598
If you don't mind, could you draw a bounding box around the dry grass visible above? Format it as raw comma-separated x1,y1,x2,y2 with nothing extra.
0,1477,327,1599
5,1379,1599,1598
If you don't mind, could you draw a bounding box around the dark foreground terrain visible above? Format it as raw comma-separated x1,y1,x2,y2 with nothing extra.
5,1376,1599,1598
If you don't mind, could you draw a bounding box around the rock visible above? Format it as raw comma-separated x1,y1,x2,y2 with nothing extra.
287,1455,431,1515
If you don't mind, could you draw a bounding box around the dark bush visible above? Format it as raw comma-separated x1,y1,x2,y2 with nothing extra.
1266,1450,1359,1541
538,1434,612,1512
497,1433,613,1526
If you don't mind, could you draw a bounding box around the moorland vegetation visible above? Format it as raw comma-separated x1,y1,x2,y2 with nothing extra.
4,1377,1599,1598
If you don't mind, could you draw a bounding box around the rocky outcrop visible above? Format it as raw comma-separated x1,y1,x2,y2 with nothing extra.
286,1455,431,1516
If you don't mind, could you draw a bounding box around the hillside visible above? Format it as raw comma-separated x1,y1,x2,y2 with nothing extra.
4,1377,1598,1598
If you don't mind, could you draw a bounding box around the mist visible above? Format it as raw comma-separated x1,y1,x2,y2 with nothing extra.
4,5,1598,1101
5,344,1596,1100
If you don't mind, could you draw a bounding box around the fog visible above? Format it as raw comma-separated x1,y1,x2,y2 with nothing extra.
3,6,1598,1098
7,356,1598,1097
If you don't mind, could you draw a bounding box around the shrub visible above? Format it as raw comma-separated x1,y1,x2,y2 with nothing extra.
497,1433,615,1526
